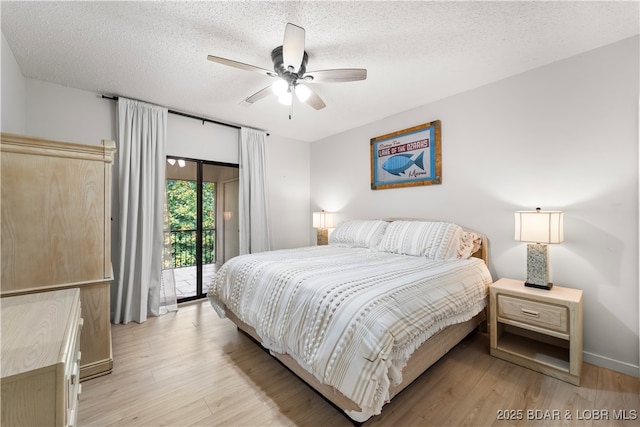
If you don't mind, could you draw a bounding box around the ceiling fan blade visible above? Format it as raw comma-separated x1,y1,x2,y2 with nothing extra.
283,23,305,73
303,85,326,110
245,86,272,104
304,68,367,83
207,55,275,77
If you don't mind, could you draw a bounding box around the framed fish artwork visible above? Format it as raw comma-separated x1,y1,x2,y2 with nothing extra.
370,120,441,190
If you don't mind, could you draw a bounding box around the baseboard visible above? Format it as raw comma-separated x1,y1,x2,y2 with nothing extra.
583,351,639,378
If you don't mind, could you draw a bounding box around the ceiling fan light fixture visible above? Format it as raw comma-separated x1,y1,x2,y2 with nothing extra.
207,23,367,115
278,91,292,106
295,84,311,102
271,79,288,96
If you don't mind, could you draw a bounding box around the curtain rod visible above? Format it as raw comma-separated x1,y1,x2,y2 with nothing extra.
101,95,269,135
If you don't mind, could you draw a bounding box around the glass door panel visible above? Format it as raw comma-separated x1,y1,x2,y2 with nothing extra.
166,158,239,302
166,159,199,301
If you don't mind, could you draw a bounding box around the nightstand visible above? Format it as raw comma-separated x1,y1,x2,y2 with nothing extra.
489,278,583,385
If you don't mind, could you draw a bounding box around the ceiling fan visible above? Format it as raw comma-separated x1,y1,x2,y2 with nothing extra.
207,23,367,117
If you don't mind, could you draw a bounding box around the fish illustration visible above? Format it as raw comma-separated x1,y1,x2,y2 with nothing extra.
382,151,425,176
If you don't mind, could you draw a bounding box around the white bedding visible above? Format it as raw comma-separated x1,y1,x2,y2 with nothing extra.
208,245,492,418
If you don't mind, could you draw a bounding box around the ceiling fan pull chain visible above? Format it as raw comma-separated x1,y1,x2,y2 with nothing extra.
289,101,293,120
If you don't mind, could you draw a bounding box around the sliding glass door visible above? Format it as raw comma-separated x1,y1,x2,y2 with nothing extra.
165,157,239,302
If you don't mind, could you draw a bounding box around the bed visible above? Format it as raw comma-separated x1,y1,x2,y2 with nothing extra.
208,219,493,422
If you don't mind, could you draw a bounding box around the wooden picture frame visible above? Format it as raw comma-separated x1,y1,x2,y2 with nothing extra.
370,120,441,190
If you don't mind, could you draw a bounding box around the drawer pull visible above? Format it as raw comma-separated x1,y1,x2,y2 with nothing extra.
71,362,79,384
521,308,540,317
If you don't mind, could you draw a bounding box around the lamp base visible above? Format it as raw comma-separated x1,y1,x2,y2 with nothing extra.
525,281,553,290
525,243,552,290
316,228,328,246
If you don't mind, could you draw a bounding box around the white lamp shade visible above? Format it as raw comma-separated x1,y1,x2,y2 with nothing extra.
272,79,288,96
313,211,335,228
515,210,564,244
295,84,311,102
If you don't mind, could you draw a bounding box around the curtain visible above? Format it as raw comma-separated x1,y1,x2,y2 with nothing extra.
160,191,178,315
112,97,176,324
239,127,272,254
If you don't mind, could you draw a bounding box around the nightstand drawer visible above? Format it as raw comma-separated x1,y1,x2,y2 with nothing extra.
498,295,568,333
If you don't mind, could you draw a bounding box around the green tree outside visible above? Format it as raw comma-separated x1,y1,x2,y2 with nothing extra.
166,180,215,266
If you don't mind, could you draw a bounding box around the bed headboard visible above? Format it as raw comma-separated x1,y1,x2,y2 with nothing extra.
380,218,489,266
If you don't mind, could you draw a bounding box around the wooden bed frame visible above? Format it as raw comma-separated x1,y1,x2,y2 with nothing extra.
220,228,489,421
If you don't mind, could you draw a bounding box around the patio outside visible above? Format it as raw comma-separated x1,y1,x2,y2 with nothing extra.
166,228,217,300
172,263,218,299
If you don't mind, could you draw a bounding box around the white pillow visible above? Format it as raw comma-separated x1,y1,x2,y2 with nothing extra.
329,220,388,248
458,231,483,259
377,221,464,260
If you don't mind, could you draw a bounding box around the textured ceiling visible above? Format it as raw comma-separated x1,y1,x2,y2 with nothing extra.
2,1,638,142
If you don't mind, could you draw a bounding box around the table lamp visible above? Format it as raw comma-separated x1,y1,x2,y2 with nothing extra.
514,208,564,290
313,211,334,245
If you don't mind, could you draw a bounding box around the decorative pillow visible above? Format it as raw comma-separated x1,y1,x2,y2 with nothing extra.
458,231,482,259
329,220,388,248
377,221,464,260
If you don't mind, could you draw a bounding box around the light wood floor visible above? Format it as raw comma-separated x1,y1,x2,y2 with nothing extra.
78,299,639,427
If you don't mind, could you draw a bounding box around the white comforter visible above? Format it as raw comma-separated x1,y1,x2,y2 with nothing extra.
208,245,492,418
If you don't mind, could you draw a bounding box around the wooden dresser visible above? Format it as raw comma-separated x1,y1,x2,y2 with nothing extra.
1,288,83,426
1,133,115,380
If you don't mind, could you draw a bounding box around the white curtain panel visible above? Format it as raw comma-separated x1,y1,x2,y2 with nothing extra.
160,189,178,315
113,97,172,324
239,127,272,254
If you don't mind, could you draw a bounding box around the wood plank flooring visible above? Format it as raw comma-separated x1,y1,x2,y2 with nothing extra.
78,299,639,426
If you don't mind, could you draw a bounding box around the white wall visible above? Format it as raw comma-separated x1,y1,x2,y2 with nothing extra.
166,113,239,164
22,79,240,162
1,32,27,134
267,134,312,249
25,78,116,145
311,36,639,376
